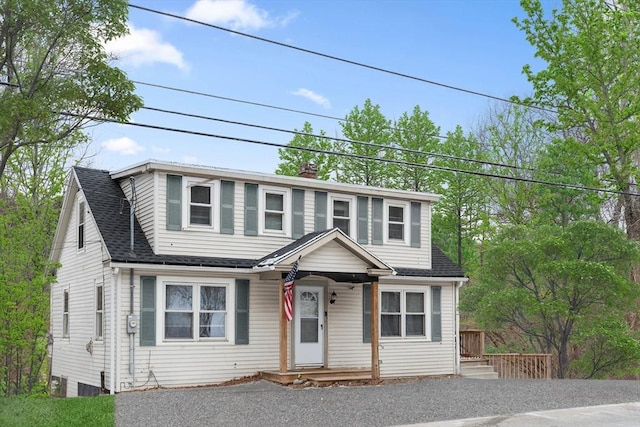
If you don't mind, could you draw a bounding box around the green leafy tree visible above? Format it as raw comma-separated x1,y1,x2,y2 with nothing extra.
431,126,489,269
462,221,640,378
389,105,440,191
476,103,548,225
275,121,336,180
0,0,141,395
532,137,603,226
514,0,640,239
337,99,392,187
0,0,142,181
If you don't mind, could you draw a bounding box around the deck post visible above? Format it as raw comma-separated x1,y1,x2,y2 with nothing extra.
371,281,380,380
279,279,288,373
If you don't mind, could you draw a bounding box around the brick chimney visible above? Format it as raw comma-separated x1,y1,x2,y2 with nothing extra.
298,163,318,179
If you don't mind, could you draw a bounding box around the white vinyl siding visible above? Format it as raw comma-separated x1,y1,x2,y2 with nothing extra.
378,284,455,378
327,284,370,368
120,173,156,248
117,274,282,389
155,173,433,269
50,191,111,397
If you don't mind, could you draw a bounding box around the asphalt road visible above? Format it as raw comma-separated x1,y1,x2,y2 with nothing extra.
115,378,640,427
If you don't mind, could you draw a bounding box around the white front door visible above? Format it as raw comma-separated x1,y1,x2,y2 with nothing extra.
294,285,324,366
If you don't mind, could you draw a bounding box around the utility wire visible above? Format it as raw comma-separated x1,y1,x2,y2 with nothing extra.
142,105,524,172
0,80,598,181
136,82,545,175
59,110,628,197
127,3,556,114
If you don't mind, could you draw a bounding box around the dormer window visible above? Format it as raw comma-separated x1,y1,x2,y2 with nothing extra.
265,192,284,231
260,186,290,235
332,199,351,235
384,201,410,244
189,185,212,226
388,205,405,240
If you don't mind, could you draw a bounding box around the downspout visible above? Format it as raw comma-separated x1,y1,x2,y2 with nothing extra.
128,177,137,377
110,268,119,395
454,281,461,375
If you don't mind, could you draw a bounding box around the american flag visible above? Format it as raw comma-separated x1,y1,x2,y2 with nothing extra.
283,258,300,322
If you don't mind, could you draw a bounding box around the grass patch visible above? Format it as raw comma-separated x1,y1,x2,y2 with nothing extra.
0,394,114,427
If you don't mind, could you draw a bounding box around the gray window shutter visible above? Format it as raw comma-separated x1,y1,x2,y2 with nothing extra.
372,198,383,245
244,183,258,236
166,175,182,231
220,180,235,234
363,283,371,343
235,279,250,345
314,191,327,231
431,286,442,342
411,202,421,248
357,196,368,244
140,276,156,346
292,189,305,239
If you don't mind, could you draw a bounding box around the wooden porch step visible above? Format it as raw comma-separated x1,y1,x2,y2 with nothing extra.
306,373,371,386
260,368,371,385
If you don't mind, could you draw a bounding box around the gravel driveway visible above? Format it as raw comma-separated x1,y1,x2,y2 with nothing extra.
115,378,640,427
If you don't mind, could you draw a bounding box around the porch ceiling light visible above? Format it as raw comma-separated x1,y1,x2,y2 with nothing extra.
329,291,337,305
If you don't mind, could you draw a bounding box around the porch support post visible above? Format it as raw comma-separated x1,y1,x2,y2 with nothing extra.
371,280,380,380
279,278,288,373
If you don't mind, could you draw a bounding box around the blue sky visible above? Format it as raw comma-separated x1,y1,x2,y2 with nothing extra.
94,0,558,174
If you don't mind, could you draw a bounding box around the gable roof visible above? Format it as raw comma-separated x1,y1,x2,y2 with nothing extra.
65,166,465,278
257,228,394,277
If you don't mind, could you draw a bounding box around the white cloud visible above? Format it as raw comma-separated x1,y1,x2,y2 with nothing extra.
152,146,170,154
104,24,188,70
102,137,145,155
291,88,331,109
182,155,198,164
185,0,297,31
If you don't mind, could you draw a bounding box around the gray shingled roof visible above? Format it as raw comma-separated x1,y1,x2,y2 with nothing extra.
74,166,464,277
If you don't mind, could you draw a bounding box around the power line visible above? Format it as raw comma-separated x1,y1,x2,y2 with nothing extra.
0,79,596,181
142,105,532,173
127,3,556,114
0,79,545,176
59,110,628,197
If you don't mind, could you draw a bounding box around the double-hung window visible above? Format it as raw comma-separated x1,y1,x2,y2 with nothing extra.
332,198,351,235
95,284,103,340
189,184,213,226
380,289,426,339
385,201,410,244
260,187,290,235
164,282,228,340
265,192,284,231
78,201,85,250
62,290,69,338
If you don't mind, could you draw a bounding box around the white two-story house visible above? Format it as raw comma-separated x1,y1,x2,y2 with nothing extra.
49,160,466,397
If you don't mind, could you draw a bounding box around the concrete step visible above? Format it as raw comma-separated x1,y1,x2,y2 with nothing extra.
461,362,499,379
462,371,500,379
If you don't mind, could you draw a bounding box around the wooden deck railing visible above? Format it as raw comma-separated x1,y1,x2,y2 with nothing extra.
460,331,552,379
460,330,484,357
484,353,552,379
